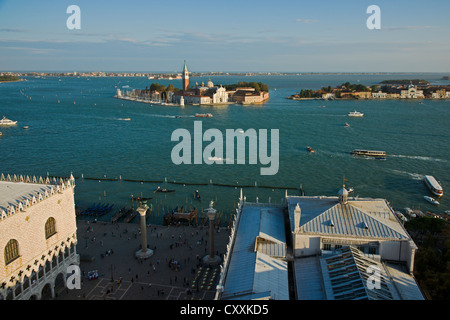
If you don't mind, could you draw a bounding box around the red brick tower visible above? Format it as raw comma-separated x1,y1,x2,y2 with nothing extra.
182,60,189,92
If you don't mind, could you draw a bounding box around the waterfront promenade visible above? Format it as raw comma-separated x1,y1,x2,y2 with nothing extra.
56,219,230,300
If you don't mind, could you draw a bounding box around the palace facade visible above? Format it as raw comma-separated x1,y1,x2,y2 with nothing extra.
0,173,79,300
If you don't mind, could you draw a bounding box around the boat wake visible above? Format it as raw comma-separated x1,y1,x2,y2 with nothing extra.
390,154,448,163
389,169,424,181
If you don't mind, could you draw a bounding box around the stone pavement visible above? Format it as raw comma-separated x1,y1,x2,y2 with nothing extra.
56,219,230,300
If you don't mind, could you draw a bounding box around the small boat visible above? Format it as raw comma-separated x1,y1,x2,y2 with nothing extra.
307,146,315,153
154,186,175,193
351,150,386,157
194,190,201,201
424,196,439,205
195,113,213,118
23,126,29,129
0,132,2,136
348,110,364,117
405,208,416,218
344,123,350,127
0,116,17,126
130,195,152,201
423,175,443,197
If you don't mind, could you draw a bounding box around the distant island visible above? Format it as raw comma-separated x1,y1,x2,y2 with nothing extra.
115,62,270,106
288,80,450,100
0,74,21,83
379,79,430,85
442,76,450,80
117,80,270,106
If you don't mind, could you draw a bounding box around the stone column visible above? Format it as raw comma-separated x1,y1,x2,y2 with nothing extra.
202,201,221,265
135,202,153,259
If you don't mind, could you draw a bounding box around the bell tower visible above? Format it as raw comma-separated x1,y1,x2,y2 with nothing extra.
182,60,189,91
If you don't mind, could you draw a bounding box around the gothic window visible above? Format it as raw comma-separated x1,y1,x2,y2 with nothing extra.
4,239,19,265
45,217,57,239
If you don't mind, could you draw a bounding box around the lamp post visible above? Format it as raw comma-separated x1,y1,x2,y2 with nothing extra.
202,201,221,265
135,201,153,259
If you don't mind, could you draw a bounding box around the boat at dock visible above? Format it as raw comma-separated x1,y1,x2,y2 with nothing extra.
351,150,386,157
123,208,137,223
348,110,364,117
79,203,114,216
423,175,443,197
111,207,128,223
424,196,440,206
195,113,213,118
0,116,17,126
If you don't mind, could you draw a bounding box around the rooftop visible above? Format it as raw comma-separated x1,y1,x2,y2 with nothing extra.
287,196,411,241
0,181,53,211
295,246,424,300
220,203,289,300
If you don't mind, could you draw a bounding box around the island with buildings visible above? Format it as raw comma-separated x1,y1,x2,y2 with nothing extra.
115,62,269,106
0,74,23,83
288,80,450,101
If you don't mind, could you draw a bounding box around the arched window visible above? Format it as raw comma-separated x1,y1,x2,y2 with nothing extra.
45,217,56,239
4,239,19,265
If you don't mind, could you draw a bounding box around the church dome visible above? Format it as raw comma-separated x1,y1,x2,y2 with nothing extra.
207,79,214,88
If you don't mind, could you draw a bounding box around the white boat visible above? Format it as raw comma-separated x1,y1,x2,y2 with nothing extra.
424,196,440,205
348,110,364,117
423,175,443,197
195,113,213,118
404,208,416,218
351,149,386,157
0,116,17,126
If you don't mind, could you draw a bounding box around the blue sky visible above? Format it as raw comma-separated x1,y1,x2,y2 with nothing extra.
0,0,449,72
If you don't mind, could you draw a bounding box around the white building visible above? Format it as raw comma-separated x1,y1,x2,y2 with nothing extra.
216,186,424,300
372,91,387,99
0,173,79,300
400,85,425,99
211,85,229,104
322,93,336,100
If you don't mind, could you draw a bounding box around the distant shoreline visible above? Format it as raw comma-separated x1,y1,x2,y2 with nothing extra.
0,79,26,84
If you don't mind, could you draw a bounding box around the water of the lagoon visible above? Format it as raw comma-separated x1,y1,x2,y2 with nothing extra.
0,73,449,225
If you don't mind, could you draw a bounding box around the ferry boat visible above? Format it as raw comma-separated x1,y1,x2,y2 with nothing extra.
423,175,443,197
348,110,364,117
0,116,17,126
351,149,386,157
195,113,213,118
424,196,439,206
